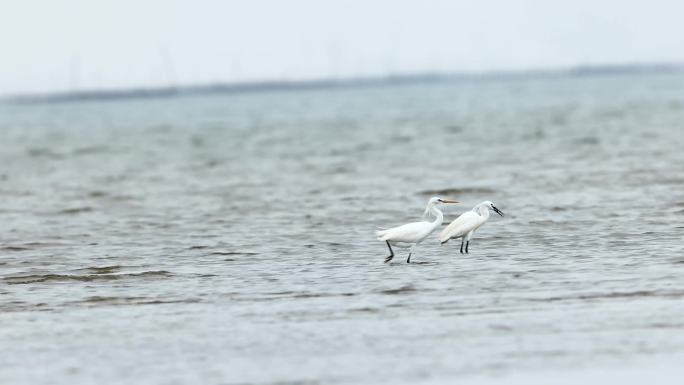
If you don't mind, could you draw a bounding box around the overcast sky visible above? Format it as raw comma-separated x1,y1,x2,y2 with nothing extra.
2,0,684,94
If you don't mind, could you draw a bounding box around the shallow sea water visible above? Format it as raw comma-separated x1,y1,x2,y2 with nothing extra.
1,73,684,384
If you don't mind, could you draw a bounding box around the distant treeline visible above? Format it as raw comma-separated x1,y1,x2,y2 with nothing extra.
5,63,683,104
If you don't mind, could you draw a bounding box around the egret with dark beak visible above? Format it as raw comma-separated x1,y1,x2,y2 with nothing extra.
439,201,504,253
376,197,460,263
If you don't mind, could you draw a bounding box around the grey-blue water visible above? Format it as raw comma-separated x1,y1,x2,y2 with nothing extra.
1,73,684,384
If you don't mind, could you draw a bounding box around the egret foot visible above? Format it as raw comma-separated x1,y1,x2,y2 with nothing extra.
406,253,412,263
465,241,469,254
460,240,464,254
384,241,395,263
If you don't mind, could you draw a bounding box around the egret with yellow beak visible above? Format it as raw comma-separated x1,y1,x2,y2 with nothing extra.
376,197,460,263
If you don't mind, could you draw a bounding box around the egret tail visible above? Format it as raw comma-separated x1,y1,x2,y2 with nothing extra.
376,229,390,241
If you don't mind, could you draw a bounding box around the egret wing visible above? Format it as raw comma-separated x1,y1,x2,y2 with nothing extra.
439,211,479,242
376,221,433,243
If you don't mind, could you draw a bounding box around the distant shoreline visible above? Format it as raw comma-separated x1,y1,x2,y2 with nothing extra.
4,63,683,104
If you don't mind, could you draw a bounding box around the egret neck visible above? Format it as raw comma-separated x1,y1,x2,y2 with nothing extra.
428,203,445,230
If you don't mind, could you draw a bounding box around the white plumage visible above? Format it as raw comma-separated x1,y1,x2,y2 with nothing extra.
439,200,504,253
377,196,459,263
376,222,433,245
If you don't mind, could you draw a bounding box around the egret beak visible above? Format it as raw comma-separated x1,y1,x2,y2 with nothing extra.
439,199,460,204
492,206,504,217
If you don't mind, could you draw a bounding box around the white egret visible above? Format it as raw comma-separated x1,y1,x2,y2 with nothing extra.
376,197,460,263
439,201,504,253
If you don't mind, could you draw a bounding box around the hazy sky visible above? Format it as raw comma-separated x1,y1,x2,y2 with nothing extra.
2,0,684,94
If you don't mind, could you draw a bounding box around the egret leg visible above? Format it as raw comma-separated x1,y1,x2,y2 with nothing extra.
384,241,394,263
460,240,464,254
465,241,470,254
406,245,415,263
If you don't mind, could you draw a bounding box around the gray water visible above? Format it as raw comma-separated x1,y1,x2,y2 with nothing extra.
1,73,684,385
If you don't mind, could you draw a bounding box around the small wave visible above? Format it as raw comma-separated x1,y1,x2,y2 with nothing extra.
22,241,68,248
83,296,145,303
533,290,684,303
0,245,30,251
71,146,109,155
348,307,380,313
390,135,413,143
377,284,417,295
648,322,684,329
410,261,439,265
73,265,123,274
74,296,201,307
443,124,463,133
27,148,63,159
291,292,356,299
574,136,600,145
528,220,565,226
1,242,68,250
231,291,356,302
208,251,258,256
58,207,94,215
4,270,173,285
0,189,32,197
417,187,496,196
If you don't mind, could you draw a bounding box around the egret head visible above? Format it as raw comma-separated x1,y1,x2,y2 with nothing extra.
424,196,460,217
430,196,460,205
481,200,504,217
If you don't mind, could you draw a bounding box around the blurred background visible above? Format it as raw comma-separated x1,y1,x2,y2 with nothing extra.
3,0,684,95
1,1,684,385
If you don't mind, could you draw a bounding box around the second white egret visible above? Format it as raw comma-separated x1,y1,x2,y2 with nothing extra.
439,201,504,253
376,197,460,263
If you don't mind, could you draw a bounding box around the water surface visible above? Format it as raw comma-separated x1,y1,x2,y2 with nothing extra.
1,73,684,384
